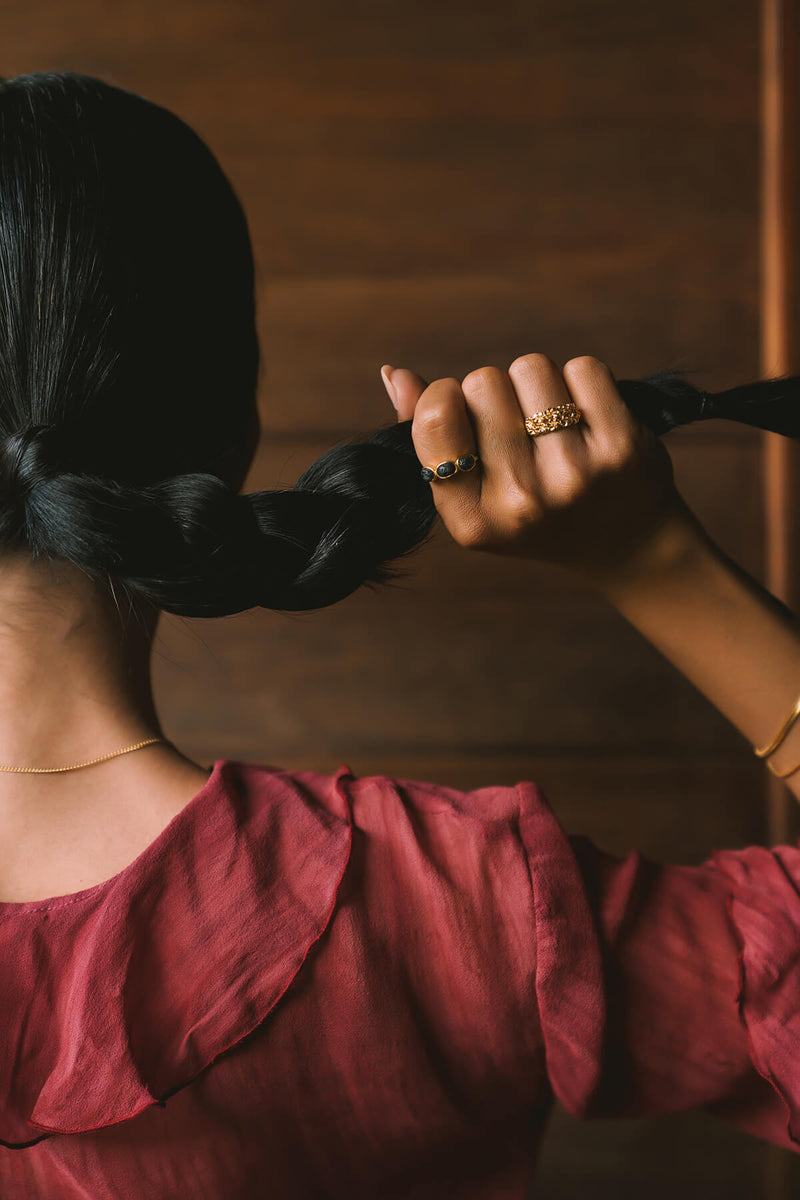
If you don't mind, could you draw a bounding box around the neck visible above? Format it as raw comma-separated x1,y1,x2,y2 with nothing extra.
0,552,162,771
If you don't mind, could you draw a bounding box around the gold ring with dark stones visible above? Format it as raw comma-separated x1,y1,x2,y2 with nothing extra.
420,453,480,483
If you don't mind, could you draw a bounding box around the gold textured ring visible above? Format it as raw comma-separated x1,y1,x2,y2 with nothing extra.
524,402,582,437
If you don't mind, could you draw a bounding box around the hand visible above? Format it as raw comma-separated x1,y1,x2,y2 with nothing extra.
380,354,698,583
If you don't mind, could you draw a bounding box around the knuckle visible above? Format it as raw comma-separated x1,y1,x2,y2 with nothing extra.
552,463,587,503
413,379,462,431
599,428,637,469
461,365,507,393
508,352,559,378
413,404,451,433
503,487,540,529
450,515,485,549
418,377,461,404
603,442,635,472
453,526,477,549
563,354,609,378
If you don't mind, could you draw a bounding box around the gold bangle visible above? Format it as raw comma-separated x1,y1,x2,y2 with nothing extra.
766,754,800,780
753,693,800,758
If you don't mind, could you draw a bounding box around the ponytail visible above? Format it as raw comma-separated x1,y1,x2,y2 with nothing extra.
1,423,435,618
0,368,793,619
616,369,800,437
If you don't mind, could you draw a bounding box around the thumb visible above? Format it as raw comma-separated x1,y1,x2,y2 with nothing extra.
380,364,428,423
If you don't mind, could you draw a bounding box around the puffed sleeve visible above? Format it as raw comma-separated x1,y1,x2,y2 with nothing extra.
557,830,800,1152
345,768,799,1154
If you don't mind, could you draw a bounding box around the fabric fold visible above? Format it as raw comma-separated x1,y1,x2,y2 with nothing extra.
515,780,607,1119
0,758,353,1146
712,843,800,1148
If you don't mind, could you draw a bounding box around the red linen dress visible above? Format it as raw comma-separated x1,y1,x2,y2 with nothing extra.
0,757,796,1198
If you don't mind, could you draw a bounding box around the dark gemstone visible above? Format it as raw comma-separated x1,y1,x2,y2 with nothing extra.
456,454,476,471
420,466,435,482
436,461,456,478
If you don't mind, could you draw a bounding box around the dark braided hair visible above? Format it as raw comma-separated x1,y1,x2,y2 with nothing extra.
0,72,795,619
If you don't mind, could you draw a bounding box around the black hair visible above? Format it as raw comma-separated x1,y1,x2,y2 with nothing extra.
0,72,794,619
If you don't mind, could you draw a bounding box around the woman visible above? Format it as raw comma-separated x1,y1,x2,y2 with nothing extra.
0,68,798,1198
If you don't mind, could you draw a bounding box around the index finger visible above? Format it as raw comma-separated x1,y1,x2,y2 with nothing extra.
410,377,482,520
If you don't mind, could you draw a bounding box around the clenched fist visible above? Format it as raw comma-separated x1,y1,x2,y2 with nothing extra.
381,353,697,584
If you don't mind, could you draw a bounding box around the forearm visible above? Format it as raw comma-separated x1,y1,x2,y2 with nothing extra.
580,504,800,803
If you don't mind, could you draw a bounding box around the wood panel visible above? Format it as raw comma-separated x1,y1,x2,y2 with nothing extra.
5,0,799,1192
155,429,767,769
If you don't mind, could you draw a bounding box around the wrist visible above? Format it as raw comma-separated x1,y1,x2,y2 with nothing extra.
577,499,717,605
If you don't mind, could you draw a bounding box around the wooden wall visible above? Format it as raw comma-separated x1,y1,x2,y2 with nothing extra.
5,0,800,1194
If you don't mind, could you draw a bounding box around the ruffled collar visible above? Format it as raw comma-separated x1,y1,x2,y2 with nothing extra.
0,757,354,1147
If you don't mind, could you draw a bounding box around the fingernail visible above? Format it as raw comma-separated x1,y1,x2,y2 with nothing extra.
381,364,398,409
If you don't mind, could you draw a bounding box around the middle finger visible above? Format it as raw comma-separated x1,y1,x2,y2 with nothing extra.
461,355,584,493
506,353,586,457
460,365,537,496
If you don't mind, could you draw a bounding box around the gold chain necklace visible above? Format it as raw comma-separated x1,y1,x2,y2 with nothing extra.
0,737,168,774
